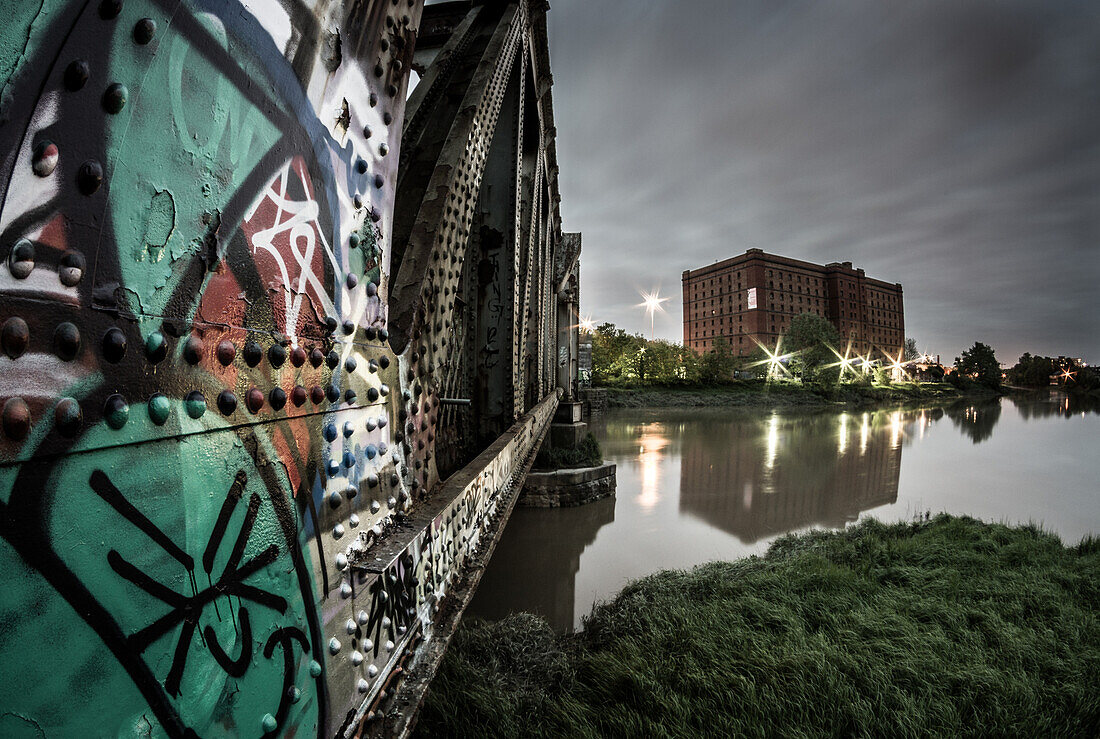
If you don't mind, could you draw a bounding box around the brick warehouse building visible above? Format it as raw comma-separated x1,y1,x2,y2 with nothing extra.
682,249,904,359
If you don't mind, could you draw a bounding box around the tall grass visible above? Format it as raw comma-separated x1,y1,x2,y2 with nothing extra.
417,516,1100,737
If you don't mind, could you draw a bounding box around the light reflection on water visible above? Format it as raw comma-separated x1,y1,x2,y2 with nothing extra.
468,391,1100,631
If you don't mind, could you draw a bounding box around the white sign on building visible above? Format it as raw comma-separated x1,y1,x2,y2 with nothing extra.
747,287,757,310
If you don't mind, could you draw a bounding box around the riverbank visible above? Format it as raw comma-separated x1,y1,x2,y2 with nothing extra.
600,381,1001,409
417,516,1100,737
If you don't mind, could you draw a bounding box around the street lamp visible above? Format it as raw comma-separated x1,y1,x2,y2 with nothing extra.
637,289,670,339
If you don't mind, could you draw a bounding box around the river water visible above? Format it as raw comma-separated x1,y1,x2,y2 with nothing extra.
468,391,1100,631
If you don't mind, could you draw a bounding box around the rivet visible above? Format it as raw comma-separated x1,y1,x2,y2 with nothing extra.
102,83,128,114
2,398,31,440
364,327,376,341
373,174,384,189
344,389,357,404
366,282,378,298
217,390,237,415
351,650,364,666
323,423,337,442
356,158,368,174
147,393,170,425
367,388,379,402
367,665,379,677
215,340,236,366
32,140,59,177
379,355,390,369
101,327,126,363
383,112,393,125
183,336,203,365
342,421,354,438
349,514,360,527
246,388,264,414
342,320,355,335
341,581,353,598
357,678,369,694
184,390,206,419
64,60,90,91
8,239,35,278
59,251,85,286
335,553,348,570
291,346,306,367
268,344,287,367
362,125,372,139
104,394,129,429
133,18,156,44
345,356,357,373
261,714,277,733
310,386,325,405
53,322,81,361
243,341,263,367
55,398,82,437
145,331,168,363
288,686,301,704
325,316,338,333
98,0,122,20
291,386,307,406
378,143,389,156
342,450,354,468
334,524,346,540
326,350,339,369
2,317,30,359
269,387,287,411
347,274,358,289
76,159,103,195
328,489,342,506
309,660,322,678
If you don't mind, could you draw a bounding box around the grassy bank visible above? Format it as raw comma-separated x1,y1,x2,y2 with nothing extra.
601,381,997,409
417,516,1100,738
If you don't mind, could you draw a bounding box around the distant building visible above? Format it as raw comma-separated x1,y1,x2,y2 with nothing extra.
682,248,904,359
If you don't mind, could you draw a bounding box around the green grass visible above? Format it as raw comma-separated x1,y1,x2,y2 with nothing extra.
534,433,604,470
602,381,987,409
416,516,1100,738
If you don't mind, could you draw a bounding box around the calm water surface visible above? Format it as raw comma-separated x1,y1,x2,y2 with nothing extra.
469,392,1100,631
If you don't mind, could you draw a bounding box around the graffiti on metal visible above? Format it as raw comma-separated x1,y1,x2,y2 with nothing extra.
0,0,566,736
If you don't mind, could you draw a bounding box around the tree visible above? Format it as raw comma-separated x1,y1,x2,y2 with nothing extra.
1007,353,1055,387
955,341,1001,389
591,322,643,383
784,313,842,382
903,338,920,362
699,336,736,384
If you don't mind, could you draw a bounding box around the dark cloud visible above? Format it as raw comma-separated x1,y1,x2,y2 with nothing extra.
548,0,1100,362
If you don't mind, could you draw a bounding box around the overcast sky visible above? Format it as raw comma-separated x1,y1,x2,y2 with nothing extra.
545,0,1100,363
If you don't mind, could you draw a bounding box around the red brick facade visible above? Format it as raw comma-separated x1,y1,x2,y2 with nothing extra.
682,249,904,358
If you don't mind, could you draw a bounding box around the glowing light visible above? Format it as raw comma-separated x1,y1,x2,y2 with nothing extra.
1060,367,1077,383
748,336,793,381
764,413,780,470
887,350,907,382
838,412,849,455
637,289,670,338
579,314,596,333
828,341,857,379
860,412,869,455
890,410,902,449
636,424,667,511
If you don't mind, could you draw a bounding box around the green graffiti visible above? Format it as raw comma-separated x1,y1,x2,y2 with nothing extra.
105,0,281,322
17,407,321,736
139,189,177,262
